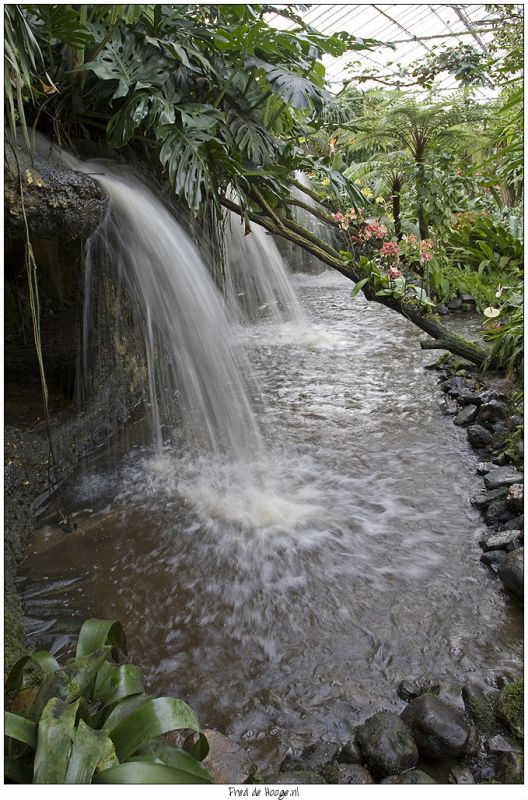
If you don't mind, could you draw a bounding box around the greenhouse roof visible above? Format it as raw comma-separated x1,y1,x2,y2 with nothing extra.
267,3,518,98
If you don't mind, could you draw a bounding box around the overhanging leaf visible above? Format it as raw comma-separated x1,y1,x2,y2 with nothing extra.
5,712,38,749
350,277,370,298
134,741,211,781
94,662,145,708
76,619,126,658
64,720,115,784
109,697,201,761
94,761,208,784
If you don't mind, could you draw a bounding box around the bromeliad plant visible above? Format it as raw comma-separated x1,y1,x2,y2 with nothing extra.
5,619,211,784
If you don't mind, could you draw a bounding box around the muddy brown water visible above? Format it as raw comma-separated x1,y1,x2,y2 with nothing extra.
18,272,522,776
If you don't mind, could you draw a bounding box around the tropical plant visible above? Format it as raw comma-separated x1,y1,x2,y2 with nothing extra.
5,619,211,784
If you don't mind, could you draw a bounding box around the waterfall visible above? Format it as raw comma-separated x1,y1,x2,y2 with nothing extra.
287,171,334,274
81,169,262,455
225,211,305,325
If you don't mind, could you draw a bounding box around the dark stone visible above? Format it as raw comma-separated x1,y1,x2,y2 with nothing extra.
507,483,524,513
397,676,440,702
381,770,436,784
497,752,524,784
476,461,496,475
496,515,523,532
480,550,508,571
400,694,477,759
335,764,374,784
497,548,524,600
479,529,522,553
467,425,492,449
441,376,465,396
484,467,524,490
461,293,476,308
436,303,449,315
449,765,475,784
484,500,516,526
477,400,509,426
470,487,509,509
273,770,326,784
462,685,498,733
448,296,463,311
454,405,478,426
485,734,523,756
338,738,362,764
356,711,418,777
5,144,108,241
280,741,340,774
458,390,484,406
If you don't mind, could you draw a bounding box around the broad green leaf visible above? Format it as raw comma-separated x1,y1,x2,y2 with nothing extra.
186,731,209,762
107,93,151,147
246,57,331,111
94,661,145,708
101,692,150,733
33,698,80,784
109,697,201,760
135,741,211,781
34,647,111,718
33,5,94,49
4,712,37,749
5,651,60,693
76,619,126,658
64,720,115,784
226,110,274,165
350,277,370,298
94,761,208,784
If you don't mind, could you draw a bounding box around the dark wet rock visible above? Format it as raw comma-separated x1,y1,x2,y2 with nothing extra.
495,679,524,739
400,694,478,759
201,729,254,784
507,483,524,513
448,296,463,311
444,397,458,415
467,425,492,449
479,529,522,553
273,770,326,784
436,303,449,315
458,389,483,406
471,487,509,509
485,734,523,756
461,293,476,308
496,514,524,532
497,548,524,600
355,711,418,777
442,376,465,396
484,467,524,490
476,461,497,475
338,738,362,764
397,675,440,702
480,550,508,571
477,400,509,426
484,500,517,527
380,770,436,784
449,765,475,784
5,144,107,240
497,752,524,784
454,405,478,426
280,741,340,774
462,685,497,733
334,764,374,784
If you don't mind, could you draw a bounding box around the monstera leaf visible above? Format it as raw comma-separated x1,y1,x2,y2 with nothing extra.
226,110,276,165
245,57,332,111
84,30,169,100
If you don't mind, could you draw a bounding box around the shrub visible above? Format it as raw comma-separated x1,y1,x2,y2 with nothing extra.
5,619,211,784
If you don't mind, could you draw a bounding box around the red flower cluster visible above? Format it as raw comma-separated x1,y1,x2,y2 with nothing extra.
380,241,400,257
331,208,364,231
363,221,387,240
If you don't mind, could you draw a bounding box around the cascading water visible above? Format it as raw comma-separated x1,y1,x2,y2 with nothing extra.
225,211,305,325
83,168,262,456
287,170,334,274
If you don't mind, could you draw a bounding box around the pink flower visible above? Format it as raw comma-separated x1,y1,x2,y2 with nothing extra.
364,221,387,240
388,266,401,278
421,252,433,261
380,241,400,257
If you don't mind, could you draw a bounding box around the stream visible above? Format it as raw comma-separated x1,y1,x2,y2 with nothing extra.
18,270,523,775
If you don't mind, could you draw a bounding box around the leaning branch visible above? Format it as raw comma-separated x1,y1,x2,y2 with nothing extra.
220,195,487,367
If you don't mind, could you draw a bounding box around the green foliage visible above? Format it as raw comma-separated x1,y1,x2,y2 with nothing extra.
442,212,523,276
495,679,524,740
5,619,211,785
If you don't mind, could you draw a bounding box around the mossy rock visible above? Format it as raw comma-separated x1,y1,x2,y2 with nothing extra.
495,680,524,740
466,695,498,735
4,595,28,672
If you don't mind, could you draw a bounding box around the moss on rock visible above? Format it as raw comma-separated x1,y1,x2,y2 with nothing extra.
496,680,524,740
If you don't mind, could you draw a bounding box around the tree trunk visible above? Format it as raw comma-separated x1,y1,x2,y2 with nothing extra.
221,196,487,367
391,176,402,241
